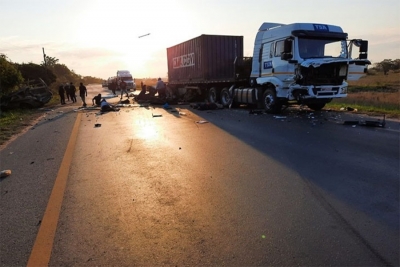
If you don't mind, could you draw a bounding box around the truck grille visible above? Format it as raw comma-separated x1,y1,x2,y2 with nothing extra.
299,62,347,86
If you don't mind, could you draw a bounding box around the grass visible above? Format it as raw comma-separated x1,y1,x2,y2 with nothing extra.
326,70,400,118
0,109,43,145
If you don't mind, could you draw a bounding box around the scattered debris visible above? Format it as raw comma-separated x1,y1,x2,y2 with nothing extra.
340,106,358,112
94,123,101,127
273,116,287,119
0,170,11,178
191,102,223,110
179,112,187,116
196,120,208,124
152,113,162,117
343,115,386,128
249,110,264,115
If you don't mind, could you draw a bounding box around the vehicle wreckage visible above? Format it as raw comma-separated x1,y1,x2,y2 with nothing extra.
0,78,53,111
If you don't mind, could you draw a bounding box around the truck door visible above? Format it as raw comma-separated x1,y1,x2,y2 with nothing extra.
347,39,371,81
260,42,273,77
271,40,291,80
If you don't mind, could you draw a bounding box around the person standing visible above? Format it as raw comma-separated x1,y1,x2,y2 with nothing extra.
79,82,87,107
155,78,166,99
69,82,77,103
120,79,129,99
58,83,66,105
111,79,117,95
64,82,70,101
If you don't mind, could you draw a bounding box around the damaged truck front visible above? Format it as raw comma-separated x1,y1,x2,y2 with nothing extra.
166,22,370,113
246,22,370,113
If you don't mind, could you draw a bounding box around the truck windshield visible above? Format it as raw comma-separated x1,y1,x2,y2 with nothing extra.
298,38,347,59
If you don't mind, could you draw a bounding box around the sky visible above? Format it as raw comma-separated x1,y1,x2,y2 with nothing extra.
1,0,399,80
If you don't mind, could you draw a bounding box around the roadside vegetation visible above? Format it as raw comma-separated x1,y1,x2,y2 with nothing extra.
0,53,103,145
327,65,400,118
1,56,399,146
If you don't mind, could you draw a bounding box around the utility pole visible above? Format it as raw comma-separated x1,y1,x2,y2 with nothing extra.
42,47,47,67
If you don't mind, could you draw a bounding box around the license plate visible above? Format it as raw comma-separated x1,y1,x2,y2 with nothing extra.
321,87,332,91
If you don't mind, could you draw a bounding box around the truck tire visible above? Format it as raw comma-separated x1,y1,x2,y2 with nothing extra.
307,103,326,111
207,87,218,103
220,87,231,107
263,89,281,114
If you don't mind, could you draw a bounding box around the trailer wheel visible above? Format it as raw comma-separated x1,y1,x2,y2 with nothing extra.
207,87,218,103
307,103,326,111
220,87,231,107
263,89,281,114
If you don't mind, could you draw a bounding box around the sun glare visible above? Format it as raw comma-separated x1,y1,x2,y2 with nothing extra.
75,0,196,77
135,120,158,140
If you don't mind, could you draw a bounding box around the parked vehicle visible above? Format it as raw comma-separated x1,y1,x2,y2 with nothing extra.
116,70,136,91
166,22,370,113
0,78,53,111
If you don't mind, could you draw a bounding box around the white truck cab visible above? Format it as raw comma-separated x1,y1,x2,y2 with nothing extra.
245,22,370,112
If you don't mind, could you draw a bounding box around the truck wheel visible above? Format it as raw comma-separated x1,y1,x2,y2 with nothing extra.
307,103,326,111
220,87,231,107
263,89,281,114
207,87,217,103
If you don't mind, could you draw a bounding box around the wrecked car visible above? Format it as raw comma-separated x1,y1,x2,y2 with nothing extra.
0,78,53,111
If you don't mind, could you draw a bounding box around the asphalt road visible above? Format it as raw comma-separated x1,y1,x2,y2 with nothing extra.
0,84,399,266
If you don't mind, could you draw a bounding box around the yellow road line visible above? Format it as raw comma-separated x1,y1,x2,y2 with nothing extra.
27,113,82,267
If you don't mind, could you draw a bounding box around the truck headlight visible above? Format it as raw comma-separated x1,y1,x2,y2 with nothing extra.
341,86,348,94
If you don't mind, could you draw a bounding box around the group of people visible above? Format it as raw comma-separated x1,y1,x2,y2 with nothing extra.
108,78,129,99
136,78,166,100
58,82,88,106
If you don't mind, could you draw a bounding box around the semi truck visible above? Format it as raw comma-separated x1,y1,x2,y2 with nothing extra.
116,70,136,91
166,22,370,113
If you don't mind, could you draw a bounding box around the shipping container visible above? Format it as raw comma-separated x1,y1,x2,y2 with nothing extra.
167,35,244,84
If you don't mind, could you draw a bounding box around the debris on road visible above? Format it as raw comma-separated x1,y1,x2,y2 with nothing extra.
94,124,101,128
0,170,11,178
191,102,223,110
343,115,386,128
196,120,208,124
152,113,162,117
273,116,287,119
340,106,358,112
249,110,264,115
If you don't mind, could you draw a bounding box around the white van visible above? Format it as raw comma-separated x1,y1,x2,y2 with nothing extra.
116,70,136,91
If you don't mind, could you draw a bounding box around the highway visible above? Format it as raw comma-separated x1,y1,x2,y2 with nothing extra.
0,84,398,266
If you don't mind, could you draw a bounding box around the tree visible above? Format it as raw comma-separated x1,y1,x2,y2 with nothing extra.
17,62,57,86
0,54,24,96
374,59,399,75
41,55,59,68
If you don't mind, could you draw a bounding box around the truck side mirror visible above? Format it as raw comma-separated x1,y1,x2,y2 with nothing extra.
281,39,293,60
359,40,368,53
359,40,368,59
